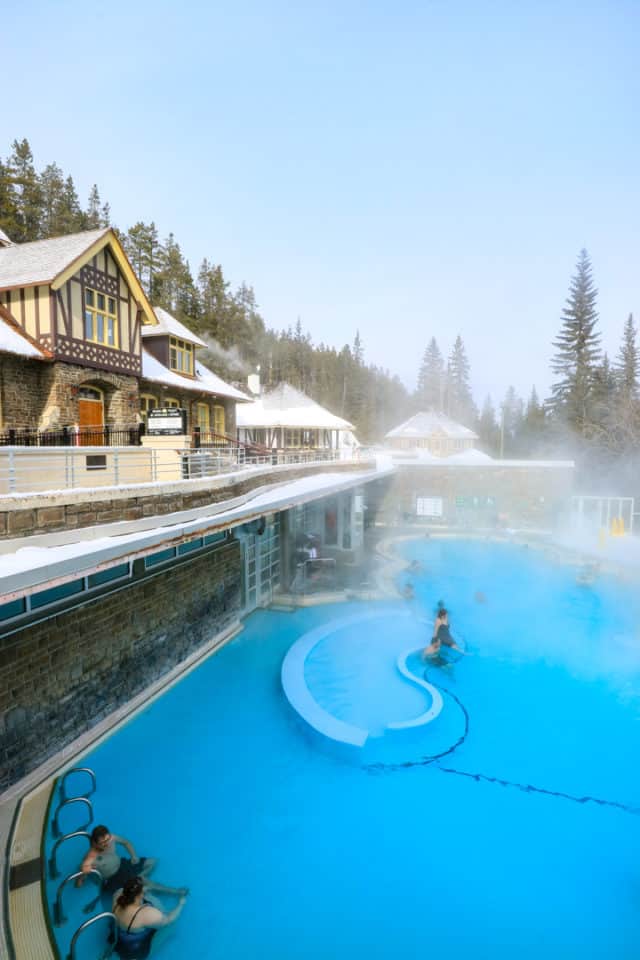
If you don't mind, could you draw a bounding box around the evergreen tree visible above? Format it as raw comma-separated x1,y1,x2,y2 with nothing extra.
7,138,42,241
0,158,19,240
500,386,524,456
124,222,161,296
447,335,476,424
549,249,601,433
416,337,444,410
520,386,546,452
86,184,103,229
477,395,499,455
615,313,639,400
154,233,197,321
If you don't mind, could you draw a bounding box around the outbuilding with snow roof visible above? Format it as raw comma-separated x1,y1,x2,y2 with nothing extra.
385,410,479,457
237,382,356,453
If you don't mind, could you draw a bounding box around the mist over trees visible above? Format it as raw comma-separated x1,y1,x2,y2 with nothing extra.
1,138,639,485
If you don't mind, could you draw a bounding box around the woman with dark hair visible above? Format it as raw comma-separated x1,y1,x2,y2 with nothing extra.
423,607,466,662
113,876,187,959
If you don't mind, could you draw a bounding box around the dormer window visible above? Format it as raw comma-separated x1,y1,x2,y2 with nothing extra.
85,287,117,347
170,337,194,375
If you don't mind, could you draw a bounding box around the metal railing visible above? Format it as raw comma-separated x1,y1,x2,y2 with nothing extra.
0,424,143,447
53,869,103,925
68,912,116,960
49,831,91,879
52,797,93,837
0,444,365,496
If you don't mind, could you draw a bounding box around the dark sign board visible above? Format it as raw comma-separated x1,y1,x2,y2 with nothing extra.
147,407,187,435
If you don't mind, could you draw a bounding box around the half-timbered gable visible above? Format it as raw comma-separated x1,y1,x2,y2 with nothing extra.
0,228,156,378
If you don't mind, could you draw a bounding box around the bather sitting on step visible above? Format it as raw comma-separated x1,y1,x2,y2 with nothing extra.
113,876,188,960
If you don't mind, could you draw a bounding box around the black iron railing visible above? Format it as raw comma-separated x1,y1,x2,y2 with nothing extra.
0,425,144,447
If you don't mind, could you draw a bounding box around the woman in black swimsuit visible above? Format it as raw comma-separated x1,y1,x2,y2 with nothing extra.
423,607,465,661
113,876,187,959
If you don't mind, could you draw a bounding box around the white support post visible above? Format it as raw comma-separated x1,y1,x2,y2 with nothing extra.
8,448,15,493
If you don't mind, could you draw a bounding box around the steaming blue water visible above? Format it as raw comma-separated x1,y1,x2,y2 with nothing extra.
46,539,640,959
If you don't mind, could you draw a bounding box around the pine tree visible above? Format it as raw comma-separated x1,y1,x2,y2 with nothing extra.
549,249,601,433
416,337,444,410
615,313,639,400
447,335,476,424
124,222,161,296
477,395,499,455
7,138,42,241
0,158,20,239
500,386,524,456
154,233,196,320
86,184,103,229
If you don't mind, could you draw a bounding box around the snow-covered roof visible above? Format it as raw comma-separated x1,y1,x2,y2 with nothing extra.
237,383,353,430
445,448,494,464
0,228,109,289
0,316,48,359
142,307,207,348
385,410,478,441
141,348,251,402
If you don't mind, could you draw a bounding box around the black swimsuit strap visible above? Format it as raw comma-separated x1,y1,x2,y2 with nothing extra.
127,905,147,933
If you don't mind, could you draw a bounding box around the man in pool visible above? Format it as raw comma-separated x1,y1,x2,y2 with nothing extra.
77,825,182,896
423,607,466,664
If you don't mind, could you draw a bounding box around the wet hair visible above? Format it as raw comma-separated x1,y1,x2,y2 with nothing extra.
116,876,144,909
437,607,447,618
91,825,110,843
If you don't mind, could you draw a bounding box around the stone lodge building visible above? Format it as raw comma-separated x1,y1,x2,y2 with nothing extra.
0,228,247,440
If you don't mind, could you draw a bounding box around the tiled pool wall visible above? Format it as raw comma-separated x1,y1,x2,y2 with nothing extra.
0,539,241,792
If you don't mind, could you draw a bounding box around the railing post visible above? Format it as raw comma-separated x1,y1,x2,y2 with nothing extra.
152,449,158,483
69,449,76,489
62,425,70,446
113,448,120,486
8,449,16,493
8,428,16,445
194,426,201,449
104,424,111,447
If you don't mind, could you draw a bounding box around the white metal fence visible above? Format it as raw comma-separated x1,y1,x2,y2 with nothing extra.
0,445,364,496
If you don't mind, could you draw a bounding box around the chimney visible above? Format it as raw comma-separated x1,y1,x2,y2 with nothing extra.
247,365,261,396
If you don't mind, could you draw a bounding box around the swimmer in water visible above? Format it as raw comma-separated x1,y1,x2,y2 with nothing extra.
474,591,487,604
423,607,466,661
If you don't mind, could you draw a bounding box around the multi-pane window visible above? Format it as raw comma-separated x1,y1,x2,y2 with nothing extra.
213,404,225,436
196,403,210,431
165,398,180,408
285,428,301,447
140,395,158,424
169,337,194,374
85,288,117,346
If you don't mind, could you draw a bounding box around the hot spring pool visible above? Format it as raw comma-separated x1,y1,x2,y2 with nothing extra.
46,538,640,959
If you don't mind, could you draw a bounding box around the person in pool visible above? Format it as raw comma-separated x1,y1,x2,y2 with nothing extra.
77,825,179,896
423,607,466,660
113,876,188,959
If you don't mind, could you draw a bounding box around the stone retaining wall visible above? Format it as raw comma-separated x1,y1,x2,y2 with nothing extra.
0,460,368,539
0,540,240,791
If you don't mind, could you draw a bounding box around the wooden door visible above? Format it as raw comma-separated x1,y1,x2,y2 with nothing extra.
78,394,104,445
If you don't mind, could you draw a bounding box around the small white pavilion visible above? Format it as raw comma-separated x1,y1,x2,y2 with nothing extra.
236,382,355,453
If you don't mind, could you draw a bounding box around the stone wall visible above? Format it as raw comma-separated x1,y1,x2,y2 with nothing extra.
0,540,241,791
384,463,574,528
0,459,368,539
0,354,51,431
0,355,139,431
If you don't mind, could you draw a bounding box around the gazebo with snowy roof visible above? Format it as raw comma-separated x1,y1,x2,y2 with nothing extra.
385,410,478,457
236,382,355,453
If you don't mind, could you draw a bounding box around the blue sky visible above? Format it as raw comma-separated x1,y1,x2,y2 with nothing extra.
3,0,639,406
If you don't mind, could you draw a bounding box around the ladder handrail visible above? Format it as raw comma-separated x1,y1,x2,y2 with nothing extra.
52,796,93,837
49,830,91,879
53,868,102,926
60,767,97,802
67,911,116,960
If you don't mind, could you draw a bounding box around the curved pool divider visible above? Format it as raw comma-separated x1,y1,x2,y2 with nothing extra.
386,648,443,730
281,610,444,748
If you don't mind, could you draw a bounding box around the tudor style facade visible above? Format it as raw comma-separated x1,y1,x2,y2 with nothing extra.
0,229,247,438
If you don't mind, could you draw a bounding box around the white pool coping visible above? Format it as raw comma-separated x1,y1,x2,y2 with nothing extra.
281,609,443,747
